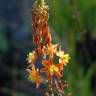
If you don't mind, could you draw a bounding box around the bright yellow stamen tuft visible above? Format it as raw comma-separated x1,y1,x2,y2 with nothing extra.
49,64,59,75
62,54,70,64
27,51,36,63
59,54,70,66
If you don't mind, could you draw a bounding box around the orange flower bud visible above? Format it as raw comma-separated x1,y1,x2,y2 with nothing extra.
33,34,41,45
45,33,51,45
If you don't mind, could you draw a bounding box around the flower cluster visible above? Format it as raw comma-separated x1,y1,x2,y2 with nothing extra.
26,0,70,96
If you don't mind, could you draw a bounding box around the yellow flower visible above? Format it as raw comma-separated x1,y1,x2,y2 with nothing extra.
27,66,41,88
49,64,59,75
41,59,62,81
56,50,64,58
27,51,36,63
59,54,70,66
56,50,70,65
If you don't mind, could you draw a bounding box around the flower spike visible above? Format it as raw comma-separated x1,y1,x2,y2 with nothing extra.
26,0,70,95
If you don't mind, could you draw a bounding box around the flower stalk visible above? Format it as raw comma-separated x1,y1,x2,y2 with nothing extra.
26,0,70,95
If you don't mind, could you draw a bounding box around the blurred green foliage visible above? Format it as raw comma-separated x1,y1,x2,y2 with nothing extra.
0,25,9,53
